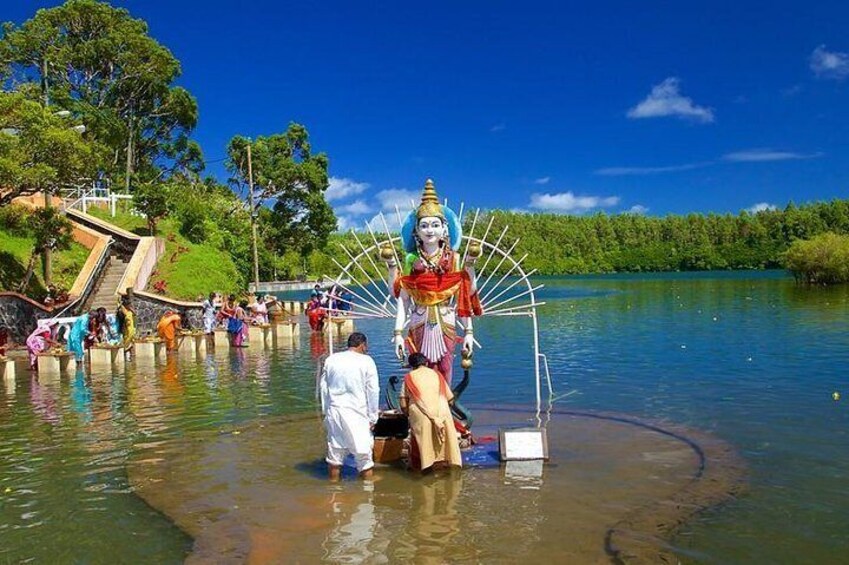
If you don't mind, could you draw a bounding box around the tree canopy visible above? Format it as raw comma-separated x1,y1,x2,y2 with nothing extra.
226,123,336,258
0,90,102,205
0,0,199,189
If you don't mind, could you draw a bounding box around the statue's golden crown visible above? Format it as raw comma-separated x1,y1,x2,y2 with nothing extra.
416,179,444,220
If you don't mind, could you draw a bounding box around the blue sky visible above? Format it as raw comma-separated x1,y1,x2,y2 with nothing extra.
7,1,849,229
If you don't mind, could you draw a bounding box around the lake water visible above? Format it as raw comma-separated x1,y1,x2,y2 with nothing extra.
1,271,847,563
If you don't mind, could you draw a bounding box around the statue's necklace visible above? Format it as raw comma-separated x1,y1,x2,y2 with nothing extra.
421,246,443,271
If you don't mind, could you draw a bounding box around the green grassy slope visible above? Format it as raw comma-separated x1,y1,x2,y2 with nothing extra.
0,226,89,300
86,207,242,301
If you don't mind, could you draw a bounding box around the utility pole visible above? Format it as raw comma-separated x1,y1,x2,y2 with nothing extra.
247,144,260,292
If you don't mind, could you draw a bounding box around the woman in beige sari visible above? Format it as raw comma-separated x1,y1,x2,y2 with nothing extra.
400,352,462,472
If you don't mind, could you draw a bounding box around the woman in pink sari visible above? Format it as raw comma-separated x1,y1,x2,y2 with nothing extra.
26,321,58,369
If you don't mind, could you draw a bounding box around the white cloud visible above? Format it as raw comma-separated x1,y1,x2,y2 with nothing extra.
627,77,714,123
490,123,506,133
366,212,402,233
529,191,620,213
335,215,356,232
627,205,649,215
534,176,551,185
745,202,777,214
722,149,822,162
810,45,849,80
336,200,372,215
326,177,369,202
375,188,419,213
595,162,709,176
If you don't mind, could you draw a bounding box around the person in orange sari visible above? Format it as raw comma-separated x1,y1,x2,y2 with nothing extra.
399,352,462,472
156,310,182,351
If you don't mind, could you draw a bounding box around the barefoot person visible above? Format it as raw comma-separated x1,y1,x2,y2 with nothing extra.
319,332,380,480
399,352,462,472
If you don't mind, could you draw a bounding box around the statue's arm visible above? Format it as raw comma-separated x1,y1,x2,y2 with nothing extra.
393,291,408,359
460,315,474,355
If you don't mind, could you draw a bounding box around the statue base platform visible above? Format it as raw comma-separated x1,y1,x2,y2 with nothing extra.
134,339,165,362
90,345,125,369
1,356,15,382
213,329,230,349
276,320,300,338
248,324,274,348
179,332,207,355
37,351,76,376
328,317,355,337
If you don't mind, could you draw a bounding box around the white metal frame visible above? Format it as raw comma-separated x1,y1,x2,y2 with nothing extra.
323,207,556,415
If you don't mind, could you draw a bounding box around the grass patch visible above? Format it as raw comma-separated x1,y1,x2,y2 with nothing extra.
87,205,242,300
0,225,89,300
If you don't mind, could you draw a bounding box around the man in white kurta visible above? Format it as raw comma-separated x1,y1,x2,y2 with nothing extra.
320,332,380,479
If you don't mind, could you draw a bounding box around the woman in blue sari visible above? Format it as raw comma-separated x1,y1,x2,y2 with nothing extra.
67,312,91,360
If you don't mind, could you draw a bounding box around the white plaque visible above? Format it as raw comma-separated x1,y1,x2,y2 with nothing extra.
499,428,549,461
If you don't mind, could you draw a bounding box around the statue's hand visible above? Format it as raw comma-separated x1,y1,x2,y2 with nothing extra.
393,334,406,360
462,333,474,356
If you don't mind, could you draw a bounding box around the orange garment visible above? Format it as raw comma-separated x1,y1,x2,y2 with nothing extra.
157,313,182,350
403,367,462,471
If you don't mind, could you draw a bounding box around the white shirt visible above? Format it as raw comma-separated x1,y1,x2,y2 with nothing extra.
320,350,380,425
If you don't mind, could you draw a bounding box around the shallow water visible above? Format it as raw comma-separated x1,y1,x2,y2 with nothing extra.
1,271,847,563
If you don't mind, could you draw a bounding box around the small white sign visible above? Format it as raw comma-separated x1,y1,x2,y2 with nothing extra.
499,428,548,461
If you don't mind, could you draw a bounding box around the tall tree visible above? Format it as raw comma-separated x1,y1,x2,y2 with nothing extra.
17,206,74,292
226,123,336,260
0,90,101,205
0,0,199,189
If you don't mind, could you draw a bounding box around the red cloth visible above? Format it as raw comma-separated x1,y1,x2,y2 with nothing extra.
394,270,482,317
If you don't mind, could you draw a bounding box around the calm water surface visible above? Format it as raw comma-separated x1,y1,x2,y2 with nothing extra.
1,271,847,563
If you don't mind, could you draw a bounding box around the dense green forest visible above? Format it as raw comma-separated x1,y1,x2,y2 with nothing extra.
283,199,849,280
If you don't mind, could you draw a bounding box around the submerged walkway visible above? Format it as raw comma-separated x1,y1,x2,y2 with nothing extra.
128,406,745,563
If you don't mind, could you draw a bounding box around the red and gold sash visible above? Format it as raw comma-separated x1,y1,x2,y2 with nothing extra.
394,270,482,317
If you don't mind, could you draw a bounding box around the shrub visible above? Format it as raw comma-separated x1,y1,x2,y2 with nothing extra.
784,232,849,284
0,203,32,235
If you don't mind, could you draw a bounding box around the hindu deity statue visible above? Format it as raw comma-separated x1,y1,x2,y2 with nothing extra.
384,179,482,384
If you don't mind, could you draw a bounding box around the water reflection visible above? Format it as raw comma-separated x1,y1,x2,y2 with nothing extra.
1,272,848,563
30,375,60,426
70,369,92,423
391,473,463,564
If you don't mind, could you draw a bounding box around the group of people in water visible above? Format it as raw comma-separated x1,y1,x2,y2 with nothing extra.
305,284,354,332
15,291,291,369
22,296,139,369
320,332,462,478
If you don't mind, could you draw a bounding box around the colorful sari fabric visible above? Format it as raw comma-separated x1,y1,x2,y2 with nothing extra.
118,305,136,348
157,313,182,350
26,326,52,369
67,314,89,361
306,299,326,331
393,247,481,383
403,367,462,471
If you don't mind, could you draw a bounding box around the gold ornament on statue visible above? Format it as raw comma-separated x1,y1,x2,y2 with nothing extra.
416,179,444,220
467,240,482,259
460,349,473,370
379,242,396,263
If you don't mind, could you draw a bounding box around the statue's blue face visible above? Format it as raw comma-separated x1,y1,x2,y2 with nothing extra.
416,216,445,247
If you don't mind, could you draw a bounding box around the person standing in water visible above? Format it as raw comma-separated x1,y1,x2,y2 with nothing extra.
319,332,380,480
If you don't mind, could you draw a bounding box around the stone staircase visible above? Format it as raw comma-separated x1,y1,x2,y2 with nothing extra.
83,254,129,311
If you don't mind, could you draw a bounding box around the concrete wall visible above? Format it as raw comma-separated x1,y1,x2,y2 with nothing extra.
0,293,52,342
131,291,203,336
119,237,163,293
65,209,140,258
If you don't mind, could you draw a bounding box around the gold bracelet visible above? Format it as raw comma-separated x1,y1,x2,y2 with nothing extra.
393,329,403,336
465,328,473,335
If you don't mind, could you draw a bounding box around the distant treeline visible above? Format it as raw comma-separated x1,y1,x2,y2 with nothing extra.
290,199,849,279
